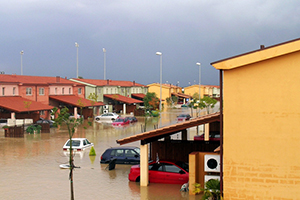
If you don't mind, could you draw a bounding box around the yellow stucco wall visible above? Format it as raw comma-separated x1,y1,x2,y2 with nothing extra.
221,51,300,199
147,83,174,101
184,85,204,98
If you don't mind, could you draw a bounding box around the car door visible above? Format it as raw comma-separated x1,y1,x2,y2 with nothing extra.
124,149,140,164
148,163,165,183
163,163,188,184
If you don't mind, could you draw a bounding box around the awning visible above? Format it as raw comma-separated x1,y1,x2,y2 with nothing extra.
171,93,192,99
116,112,220,145
104,94,143,104
50,95,104,107
0,96,53,112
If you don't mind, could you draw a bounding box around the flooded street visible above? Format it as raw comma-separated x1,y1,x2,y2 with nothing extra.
0,108,203,200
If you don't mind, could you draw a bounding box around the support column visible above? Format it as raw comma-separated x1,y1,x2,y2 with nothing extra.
182,129,187,140
204,123,210,141
140,144,149,186
74,107,78,119
11,112,15,120
123,103,126,114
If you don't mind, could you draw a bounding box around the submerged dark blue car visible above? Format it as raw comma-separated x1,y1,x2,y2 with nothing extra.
100,146,140,164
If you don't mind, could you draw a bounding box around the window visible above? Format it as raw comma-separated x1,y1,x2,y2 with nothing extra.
55,88,57,94
62,88,64,94
149,163,163,171
2,87,4,95
164,163,182,173
26,88,32,95
98,88,101,93
13,87,16,95
69,88,71,94
39,88,44,95
110,149,124,157
125,149,138,157
78,88,82,95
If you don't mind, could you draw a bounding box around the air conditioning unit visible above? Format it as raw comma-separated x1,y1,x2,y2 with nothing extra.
204,175,220,184
204,154,220,172
103,110,108,114
104,105,109,110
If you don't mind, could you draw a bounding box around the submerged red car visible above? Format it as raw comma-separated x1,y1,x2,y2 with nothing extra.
128,160,189,184
112,117,130,126
176,114,192,121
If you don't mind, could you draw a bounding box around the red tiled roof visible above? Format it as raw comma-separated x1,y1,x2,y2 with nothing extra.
116,112,220,145
0,96,53,112
50,95,104,107
71,78,147,87
171,93,192,99
131,93,146,99
0,74,84,86
104,94,143,104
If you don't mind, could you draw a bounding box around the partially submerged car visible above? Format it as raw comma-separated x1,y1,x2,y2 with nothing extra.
100,146,140,164
95,113,119,121
63,138,93,151
176,114,192,121
112,117,130,126
194,132,220,141
128,160,189,184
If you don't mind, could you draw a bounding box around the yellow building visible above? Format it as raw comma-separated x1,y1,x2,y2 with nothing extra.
147,83,184,103
212,39,300,199
184,84,220,99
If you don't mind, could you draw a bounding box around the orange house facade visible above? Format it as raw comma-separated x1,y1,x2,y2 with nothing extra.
212,39,300,199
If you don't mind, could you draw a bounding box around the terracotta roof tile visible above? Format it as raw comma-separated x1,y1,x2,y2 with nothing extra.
49,95,104,107
72,78,147,87
131,93,146,99
0,96,53,112
104,94,143,104
116,112,220,145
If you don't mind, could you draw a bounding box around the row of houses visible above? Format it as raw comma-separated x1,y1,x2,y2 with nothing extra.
0,73,219,122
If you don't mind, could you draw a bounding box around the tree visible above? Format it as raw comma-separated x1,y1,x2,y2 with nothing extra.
201,96,218,114
143,92,159,111
52,106,84,200
166,96,178,107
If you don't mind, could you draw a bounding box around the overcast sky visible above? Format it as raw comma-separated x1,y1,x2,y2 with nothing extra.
1,0,299,87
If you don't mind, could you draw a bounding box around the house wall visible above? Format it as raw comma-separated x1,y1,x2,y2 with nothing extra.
222,51,300,199
184,85,204,98
148,84,170,101
0,84,19,96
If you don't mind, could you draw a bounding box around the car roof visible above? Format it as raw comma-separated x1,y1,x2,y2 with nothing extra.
107,146,139,150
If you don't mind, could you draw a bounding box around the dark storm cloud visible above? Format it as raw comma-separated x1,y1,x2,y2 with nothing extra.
1,0,300,86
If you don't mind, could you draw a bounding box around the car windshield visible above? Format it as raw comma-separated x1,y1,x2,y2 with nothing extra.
178,114,187,117
114,118,124,122
134,147,140,154
66,140,81,147
175,161,189,172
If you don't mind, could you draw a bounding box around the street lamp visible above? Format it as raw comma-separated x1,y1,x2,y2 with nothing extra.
156,52,162,113
75,42,79,78
196,62,201,102
20,50,24,75
103,48,106,80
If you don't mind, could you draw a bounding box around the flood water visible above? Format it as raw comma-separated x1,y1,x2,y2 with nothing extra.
0,108,204,200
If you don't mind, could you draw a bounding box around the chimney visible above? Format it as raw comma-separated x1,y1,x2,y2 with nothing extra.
56,76,60,83
107,79,109,85
260,45,265,49
133,81,135,86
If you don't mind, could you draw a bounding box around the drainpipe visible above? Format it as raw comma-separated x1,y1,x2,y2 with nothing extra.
220,69,224,195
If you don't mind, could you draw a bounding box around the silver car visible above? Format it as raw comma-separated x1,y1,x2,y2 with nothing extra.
95,113,119,121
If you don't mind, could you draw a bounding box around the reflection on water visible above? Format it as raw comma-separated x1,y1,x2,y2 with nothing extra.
0,108,203,200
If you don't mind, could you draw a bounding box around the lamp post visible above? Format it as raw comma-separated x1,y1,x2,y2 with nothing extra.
75,42,79,78
196,62,201,102
156,52,162,113
103,48,106,80
20,50,24,75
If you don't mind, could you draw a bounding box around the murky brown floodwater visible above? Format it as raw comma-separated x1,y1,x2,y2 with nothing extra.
0,108,204,200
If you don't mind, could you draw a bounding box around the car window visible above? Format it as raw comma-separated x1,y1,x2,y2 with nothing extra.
85,139,91,144
164,163,182,173
67,140,80,147
134,148,140,154
83,140,86,146
125,149,138,157
175,161,189,172
149,163,163,171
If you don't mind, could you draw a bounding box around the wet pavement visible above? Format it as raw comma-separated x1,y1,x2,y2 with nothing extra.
0,108,204,200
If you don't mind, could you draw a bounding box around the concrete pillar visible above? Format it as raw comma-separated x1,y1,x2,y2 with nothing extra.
204,123,209,141
74,107,78,119
123,103,126,114
11,112,15,120
140,144,149,186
